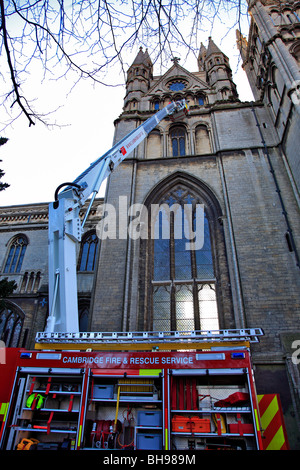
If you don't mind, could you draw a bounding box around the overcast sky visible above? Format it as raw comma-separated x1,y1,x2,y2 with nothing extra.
0,29,253,208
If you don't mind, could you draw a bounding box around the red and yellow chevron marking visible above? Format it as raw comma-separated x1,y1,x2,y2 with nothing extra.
0,403,9,442
0,403,9,422
258,394,289,450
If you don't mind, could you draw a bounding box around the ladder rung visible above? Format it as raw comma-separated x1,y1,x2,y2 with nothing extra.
35,328,264,344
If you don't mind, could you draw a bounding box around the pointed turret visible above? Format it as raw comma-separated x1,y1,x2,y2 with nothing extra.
132,47,153,69
204,37,239,102
198,43,207,71
236,30,248,63
124,47,154,111
206,37,224,57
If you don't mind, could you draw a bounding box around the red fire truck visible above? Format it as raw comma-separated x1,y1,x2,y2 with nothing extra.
0,329,273,451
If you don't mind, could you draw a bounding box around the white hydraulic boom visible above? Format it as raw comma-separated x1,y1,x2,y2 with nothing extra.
46,100,188,333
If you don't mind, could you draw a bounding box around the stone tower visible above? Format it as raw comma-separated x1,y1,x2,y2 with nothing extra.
205,37,239,101
124,47,153,111
237,0,300,195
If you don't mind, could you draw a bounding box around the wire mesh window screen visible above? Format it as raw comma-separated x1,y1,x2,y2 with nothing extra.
153,285,171,331
175,284,195,331
174,238,192,280
195,215,214,279
153,238,170,281
198,284,219,330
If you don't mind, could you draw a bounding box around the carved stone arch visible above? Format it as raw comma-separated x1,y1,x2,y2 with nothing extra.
195,91,207,106
190,119,211,132
151,96,161,111
146,128,163,159
270,9,282,26
3,234,29,274
283,6,293,13
0,300,25,347
5,233,29,248
289,40,300,64
268,64,284,96
1,299,25,318
138,171,234,332
78,229,99,272
194,123,212,155
161,93,172,107
167,123,189,156
143,171,222,220
78,298,91,332
143,171,224,259
185,92,194,105
166,120,188,132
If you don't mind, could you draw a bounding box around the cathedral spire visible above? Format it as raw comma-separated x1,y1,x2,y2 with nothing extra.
204,37,239,102
124,47,153,111
206,37,224,57
236,30,248,63
198,42,207,71
131,47,153,69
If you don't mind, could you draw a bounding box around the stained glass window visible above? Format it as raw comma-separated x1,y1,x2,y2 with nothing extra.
151,188,219,332
170,127,186,157
0,305,24,347
79,305,89,332
78,232,99,271
169,81,186,91
4,236,27,273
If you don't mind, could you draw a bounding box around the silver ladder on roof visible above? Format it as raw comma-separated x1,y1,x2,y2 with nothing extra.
35,328,264,345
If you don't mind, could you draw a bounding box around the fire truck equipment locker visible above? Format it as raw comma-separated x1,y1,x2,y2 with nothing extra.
0,343,266,451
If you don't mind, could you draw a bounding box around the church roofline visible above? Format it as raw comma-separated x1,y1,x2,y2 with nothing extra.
145,59,209,95
130,47,153,68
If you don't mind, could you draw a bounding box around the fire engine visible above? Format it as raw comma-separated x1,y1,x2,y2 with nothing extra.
0,101,289,451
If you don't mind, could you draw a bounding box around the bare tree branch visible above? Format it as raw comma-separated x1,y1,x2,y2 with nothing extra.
0,0,249,128
0,0,35,126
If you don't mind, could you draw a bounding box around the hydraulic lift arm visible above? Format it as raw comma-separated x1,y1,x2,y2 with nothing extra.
46,100,188,333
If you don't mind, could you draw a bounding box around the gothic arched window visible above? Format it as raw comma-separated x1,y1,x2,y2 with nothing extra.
78,231,99,271
195,125,211,155
4,235,28,274
0,303,24,347
78,300,90,332
170,126,186,157
168,81,187,91
290,41,300,64
221,87,229,99
147,129,162,159
150,186,219,332
197,94,205,106
270,10,282,26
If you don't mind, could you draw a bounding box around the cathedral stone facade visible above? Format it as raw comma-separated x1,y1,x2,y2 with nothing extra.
0,0,300,448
